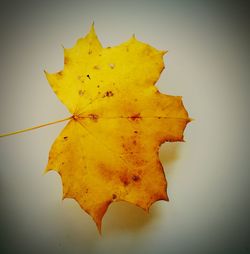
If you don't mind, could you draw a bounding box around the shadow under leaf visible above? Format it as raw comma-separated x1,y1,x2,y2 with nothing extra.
159,142,181,166
102,201,160,234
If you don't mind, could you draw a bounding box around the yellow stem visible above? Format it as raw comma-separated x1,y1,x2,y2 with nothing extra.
0,116,72,138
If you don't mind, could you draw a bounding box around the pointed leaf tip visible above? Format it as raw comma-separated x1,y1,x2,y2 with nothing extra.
89,22,96,35
161,50,168,55
96,220,102,235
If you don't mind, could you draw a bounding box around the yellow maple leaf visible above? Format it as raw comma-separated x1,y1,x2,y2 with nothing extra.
45,24,190,233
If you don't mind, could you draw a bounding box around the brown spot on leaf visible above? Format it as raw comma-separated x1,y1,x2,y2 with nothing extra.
135,159,146,167
104,91,114,97
130,113,141,121
64,57,69,64
57,71,63,77
88,114,98,122
112,194,117,200
63,136,68,140
78,90,85,96
109,63,115,69
78,75,84,83
120,175,129,186
93,65,100,70
87,74,91,79
132,175,140,182
121,143,129,153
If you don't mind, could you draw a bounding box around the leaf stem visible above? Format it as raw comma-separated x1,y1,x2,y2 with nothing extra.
0,116,72,138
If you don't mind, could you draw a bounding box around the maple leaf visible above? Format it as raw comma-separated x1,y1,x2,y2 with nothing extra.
45,24,190,233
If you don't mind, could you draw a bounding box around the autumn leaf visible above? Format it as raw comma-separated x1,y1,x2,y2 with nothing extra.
44,24,190,233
